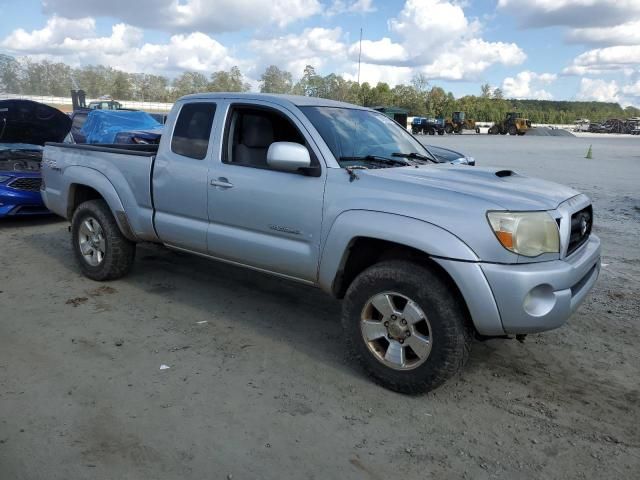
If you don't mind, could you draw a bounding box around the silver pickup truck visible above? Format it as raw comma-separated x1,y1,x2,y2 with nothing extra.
41,93,601,393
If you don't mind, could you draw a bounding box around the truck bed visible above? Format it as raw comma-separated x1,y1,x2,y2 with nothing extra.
42,142,159,242
45,142,159,155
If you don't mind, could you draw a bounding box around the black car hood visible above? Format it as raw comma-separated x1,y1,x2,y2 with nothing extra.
0,100,72,146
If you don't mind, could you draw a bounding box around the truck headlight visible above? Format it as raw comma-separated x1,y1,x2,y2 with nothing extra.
487,211,559,257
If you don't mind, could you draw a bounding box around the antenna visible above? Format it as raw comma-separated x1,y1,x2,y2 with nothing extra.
357,27,362,85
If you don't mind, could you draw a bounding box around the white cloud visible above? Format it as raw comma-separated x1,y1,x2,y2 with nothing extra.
248,27,346,78
502,70,556,99
327,0,376,15
497,0,640,28
622,80,640,97
1,18,239,75
42,0,322,32
567,20,640,46
343,63,414,86
2,0,527,88
349,38,409,64
577,78,620,102
1,16,96,49
570,78,640,108
563,45,640,75
346,0,526,81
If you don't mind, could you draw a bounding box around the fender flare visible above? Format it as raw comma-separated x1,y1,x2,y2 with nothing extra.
64,166,136,241
317,210,479,293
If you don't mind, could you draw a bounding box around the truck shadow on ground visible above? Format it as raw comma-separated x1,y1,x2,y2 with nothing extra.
0,214,64,228
22,228,361,377
20,224,544,393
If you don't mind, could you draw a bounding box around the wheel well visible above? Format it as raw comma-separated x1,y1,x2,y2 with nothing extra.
333,237,475,333
67,184,103,219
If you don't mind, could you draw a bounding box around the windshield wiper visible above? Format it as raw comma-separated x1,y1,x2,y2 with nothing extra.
391,152,437,164
339,155,411,167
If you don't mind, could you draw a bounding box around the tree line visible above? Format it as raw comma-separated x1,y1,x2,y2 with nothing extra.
1,54,638,123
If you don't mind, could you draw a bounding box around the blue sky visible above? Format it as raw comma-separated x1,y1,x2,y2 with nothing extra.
1,0,639,106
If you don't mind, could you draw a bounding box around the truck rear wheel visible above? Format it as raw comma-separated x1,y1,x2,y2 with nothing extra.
509,125,517,135
71,199,136,281
342,260,471,393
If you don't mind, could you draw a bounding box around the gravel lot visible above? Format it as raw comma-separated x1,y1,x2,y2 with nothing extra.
1,135,639,479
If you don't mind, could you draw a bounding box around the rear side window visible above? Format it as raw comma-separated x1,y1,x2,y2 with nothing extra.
171,103,216,159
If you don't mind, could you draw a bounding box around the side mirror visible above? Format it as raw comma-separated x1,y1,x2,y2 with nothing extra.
267,142,311,172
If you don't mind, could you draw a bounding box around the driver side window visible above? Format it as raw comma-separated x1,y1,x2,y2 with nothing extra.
223,106,312,169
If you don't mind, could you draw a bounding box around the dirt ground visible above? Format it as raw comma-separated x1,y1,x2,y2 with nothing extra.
1,135,639,479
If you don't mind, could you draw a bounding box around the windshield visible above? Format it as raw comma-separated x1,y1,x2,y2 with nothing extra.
301,106,435,168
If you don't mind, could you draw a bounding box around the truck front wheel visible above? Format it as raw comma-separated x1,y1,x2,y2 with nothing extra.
71,199,136,281
342,260,471,393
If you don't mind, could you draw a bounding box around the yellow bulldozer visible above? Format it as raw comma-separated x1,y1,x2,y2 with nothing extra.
443,111,480,134
488,112,531,135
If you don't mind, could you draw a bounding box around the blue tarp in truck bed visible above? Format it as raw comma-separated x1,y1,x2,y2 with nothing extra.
80,110,162,144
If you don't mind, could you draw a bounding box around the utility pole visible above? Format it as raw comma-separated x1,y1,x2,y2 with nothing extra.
357,27,362,85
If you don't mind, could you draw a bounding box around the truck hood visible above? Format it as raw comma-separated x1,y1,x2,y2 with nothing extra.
365,164,579,211
0,100,71,146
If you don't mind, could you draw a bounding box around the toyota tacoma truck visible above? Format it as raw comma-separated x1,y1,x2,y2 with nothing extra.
41,93,601,393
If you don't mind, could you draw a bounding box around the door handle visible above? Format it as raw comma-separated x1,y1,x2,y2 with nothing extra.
210,177,234,189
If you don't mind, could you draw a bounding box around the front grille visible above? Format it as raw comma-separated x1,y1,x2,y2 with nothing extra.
567,205,592,255
8,177,42,192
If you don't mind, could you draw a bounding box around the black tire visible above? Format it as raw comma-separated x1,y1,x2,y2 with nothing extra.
475,127,480,134
445,125,453,134
488,126,498,135
509,125,517,135
71,199,136,281
342,260,472,394
437,129,444,136
428,128,435,135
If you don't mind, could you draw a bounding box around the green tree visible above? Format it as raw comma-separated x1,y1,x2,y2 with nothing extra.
111,71,132,99
208,66,250,92
411,73,430,94
295,65,324,97
480,83,492,98
259,65,292,94
171,71,209,99
0,54,21,93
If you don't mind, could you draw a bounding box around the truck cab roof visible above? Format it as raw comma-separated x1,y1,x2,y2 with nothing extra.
179,92,371,111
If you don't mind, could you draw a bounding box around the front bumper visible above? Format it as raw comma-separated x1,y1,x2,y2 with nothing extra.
480,234,601,334
435,234,601,335
0,184,49,217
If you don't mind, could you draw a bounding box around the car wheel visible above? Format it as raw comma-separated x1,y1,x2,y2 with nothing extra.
342,260,472,393
445,125,453,134
71,199,136,281
509,125,517,135
475,127,480,134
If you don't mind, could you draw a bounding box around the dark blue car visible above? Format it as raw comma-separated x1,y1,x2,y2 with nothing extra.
0,100,71,217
